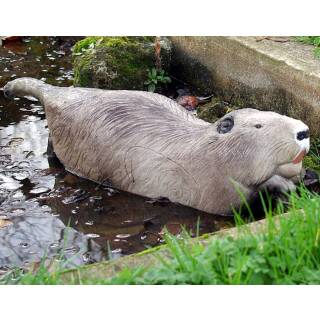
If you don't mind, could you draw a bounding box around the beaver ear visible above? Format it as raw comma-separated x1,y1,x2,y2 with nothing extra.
217,117,234,134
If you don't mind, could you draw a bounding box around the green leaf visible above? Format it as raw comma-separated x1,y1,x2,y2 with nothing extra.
151,68,157,78
148,83,156,92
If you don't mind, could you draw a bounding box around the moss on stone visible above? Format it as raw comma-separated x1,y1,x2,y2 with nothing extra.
197,97,235,123
73,37,104,53
72,36,172,90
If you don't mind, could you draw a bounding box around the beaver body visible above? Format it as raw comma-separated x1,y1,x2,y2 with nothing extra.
3,78,310,214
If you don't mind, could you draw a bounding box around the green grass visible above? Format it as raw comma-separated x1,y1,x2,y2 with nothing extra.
2,185,320,285
296,36,320,58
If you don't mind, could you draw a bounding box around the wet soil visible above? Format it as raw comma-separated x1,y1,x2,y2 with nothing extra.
0,37,234,269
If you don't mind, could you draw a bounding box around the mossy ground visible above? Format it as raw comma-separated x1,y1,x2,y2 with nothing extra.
72,36,154,54
196,97,235,123
303,138,320,172
195,90,269,124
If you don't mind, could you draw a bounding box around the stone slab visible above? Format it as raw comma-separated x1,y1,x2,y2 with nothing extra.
170,36,320,137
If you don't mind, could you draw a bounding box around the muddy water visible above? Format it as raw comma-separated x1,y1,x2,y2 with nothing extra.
0,37,234,270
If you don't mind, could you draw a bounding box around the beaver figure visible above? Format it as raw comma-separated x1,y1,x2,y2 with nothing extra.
3,78,310,215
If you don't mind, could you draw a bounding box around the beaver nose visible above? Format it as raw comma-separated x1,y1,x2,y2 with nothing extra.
296,129,310,141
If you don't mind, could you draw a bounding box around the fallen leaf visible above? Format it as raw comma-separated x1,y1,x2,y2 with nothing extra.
255,36,290,43
176,95,199,111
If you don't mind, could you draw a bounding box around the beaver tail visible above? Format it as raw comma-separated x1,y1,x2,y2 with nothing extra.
3,77,51,104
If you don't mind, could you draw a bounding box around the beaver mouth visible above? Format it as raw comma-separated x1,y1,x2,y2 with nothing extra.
292,149,307,164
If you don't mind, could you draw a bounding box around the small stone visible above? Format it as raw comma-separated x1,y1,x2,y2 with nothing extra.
86,233,100,238
116,233,131,239
89,195,103,202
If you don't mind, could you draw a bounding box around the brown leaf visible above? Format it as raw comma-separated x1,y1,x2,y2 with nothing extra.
255,36,290,43
176,95,199,111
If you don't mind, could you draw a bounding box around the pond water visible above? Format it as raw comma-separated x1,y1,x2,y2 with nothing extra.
0,37,234,270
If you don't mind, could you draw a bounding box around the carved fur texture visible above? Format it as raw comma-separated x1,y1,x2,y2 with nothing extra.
4,78,310,214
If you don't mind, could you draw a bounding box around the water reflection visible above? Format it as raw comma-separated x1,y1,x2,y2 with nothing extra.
0,201,103,268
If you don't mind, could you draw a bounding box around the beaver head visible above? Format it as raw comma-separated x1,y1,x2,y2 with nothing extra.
211,108,309,187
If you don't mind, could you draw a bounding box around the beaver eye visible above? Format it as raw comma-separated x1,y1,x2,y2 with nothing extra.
217,117,234,134
255,124,262,129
